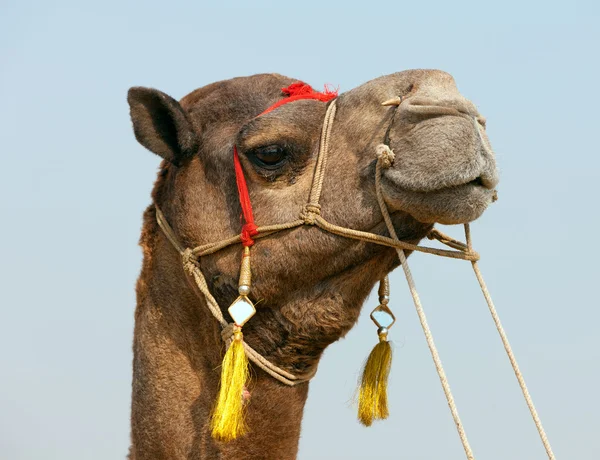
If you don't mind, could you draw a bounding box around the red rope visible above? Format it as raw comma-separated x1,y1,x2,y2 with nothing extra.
233,146,258,247
233,82,338,247
259,83,338,116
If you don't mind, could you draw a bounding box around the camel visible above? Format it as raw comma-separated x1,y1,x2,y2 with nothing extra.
126,70,499,459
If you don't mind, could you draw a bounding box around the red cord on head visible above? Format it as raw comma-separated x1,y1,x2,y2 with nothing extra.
233,146,259,247
259,82,338,116
282,82,316,97
234,82,338,247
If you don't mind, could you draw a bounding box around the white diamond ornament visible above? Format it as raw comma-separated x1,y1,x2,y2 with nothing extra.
228,296,256,327
370,304,396,329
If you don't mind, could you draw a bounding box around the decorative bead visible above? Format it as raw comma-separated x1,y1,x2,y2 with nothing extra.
239,247,252,288
228,295,256,327
370,304,396,329
238,285,250,296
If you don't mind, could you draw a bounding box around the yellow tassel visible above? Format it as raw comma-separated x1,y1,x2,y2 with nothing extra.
211,329,250,441
357,331,393,427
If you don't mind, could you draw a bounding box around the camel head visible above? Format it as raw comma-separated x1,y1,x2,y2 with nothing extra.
336,69,498,225
127,70,498,371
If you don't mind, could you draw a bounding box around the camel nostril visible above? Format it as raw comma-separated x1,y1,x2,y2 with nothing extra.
402,97,469,118
403,96,479,119
470,177,484,186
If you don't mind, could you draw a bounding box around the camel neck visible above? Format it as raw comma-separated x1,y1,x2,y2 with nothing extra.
131,238,310,459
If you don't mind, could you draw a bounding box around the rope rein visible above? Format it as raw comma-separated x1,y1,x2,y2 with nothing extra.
154,95,556,458
374,153,475,459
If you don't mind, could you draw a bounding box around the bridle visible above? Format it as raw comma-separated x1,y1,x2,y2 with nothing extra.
154,89,479,381
153,84,556,459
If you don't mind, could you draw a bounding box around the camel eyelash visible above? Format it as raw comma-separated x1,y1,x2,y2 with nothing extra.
246,145,289,170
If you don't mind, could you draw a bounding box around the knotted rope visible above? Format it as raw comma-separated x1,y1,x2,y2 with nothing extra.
155,95,555,459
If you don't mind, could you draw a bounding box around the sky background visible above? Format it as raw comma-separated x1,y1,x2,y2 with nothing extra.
1,1,599,459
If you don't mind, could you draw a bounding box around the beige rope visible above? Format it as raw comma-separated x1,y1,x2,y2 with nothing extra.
468,120,555,458
182,249,228,327
427,228,469,252
465,225,556,460
192,220,305,257
374,154,475,460
313,215,479,261
307,101,337,207
156,207,185,254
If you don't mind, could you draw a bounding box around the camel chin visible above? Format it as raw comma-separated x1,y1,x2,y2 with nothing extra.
381,176,497,225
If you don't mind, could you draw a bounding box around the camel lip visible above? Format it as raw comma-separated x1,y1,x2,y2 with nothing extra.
381,160,500,193
385,172,498,196
379,178,497,225
465,175,496,190
424,177,493,194
410,180,497,199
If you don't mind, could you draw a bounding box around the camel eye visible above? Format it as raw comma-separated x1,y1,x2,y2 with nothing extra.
248,145,287,169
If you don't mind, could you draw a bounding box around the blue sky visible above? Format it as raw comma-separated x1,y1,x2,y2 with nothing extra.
1,1,599,459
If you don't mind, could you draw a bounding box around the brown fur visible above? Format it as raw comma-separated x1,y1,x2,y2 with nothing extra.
127,70,498,459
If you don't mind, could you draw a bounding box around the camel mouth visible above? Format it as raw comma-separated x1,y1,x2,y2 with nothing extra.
464,174,499,191
410,174,497,194
435,179,497,196
382,160,499,195
380,174,498,225
468,176,484,187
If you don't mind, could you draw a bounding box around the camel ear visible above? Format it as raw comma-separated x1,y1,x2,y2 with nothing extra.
127,87,199,164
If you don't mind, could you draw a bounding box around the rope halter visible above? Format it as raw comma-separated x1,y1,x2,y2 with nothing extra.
153,82,555,459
